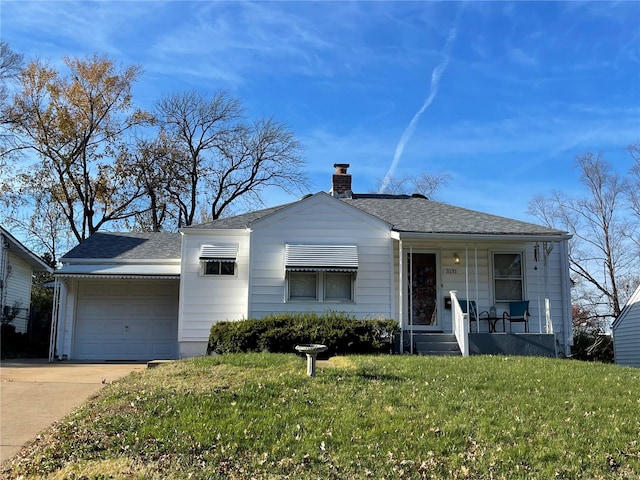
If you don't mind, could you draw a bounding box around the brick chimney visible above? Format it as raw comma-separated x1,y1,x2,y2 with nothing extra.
330,163,352,197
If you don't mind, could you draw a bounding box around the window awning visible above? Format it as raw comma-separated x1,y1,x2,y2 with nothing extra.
285,244,358,272
55,264,180,278
199,244,238,262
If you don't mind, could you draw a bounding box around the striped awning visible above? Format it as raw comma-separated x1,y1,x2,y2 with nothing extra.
199,244,238,262
285,244,358,272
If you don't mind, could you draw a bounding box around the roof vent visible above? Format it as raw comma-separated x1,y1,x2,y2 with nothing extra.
411,193,428,200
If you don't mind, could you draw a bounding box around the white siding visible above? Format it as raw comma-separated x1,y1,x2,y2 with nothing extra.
249,195,393,320
4,252,34,333
613,286,640,367
179,231,250,347
394,240,569,343
176,193,572,355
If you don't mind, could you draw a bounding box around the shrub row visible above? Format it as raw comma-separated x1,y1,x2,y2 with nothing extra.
207,312,399,357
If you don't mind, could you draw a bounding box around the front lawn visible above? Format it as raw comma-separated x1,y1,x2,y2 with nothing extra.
4,354,640,479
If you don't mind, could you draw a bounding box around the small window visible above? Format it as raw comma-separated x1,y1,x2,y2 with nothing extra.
324,272,353,300
204,261,235,276
493,252,523,301
288,272,318,300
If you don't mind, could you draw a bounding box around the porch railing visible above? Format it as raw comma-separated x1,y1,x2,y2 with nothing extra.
450,290,469,357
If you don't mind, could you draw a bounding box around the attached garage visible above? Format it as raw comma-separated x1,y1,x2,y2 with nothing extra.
73,280,179,361
53,232,182,362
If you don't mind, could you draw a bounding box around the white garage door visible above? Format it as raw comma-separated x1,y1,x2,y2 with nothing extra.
74,280,179,360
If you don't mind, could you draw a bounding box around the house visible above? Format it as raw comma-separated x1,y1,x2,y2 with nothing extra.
612,284,640,367
1,226,52,333
53,164,573,361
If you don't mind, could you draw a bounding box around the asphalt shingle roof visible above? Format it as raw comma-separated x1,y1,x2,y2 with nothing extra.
188,203,291,230
343,195,566,235
64,194,567,261
187,193,567,237
61,232,181,260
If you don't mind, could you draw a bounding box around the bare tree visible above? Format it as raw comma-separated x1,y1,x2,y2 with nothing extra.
0,42,24,181
528,149,639,323
625,143,640,224
2,190,70,264
2,55,153,243
125,133,178,232
157,90,309,226
0,41,23,105
376,172,450,198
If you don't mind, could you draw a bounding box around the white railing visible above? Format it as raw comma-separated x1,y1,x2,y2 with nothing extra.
450,290,469,357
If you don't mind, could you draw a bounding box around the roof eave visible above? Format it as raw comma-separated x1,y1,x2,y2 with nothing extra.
179,227,250,235
1,228,52,272
60,258,181,265
391,231,572,242
55,274,180,279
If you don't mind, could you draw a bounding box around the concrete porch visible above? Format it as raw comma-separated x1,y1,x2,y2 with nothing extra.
395,331,558,357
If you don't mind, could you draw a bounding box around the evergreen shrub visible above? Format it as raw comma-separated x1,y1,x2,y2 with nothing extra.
207,312,398,356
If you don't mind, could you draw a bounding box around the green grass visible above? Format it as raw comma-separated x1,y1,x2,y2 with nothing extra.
4,354,640,479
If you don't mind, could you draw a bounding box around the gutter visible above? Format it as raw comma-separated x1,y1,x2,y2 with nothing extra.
59,258,181,265
391,231,573,242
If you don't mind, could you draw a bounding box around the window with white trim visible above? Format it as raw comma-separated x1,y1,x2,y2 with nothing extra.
287,271,355,302
492,252,524,302
203,260,235,276
324,272,353,300
284,244,358,302
199,244,238,277
288,272,318,300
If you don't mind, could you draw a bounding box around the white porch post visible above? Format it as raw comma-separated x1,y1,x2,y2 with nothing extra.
463,245,469,335
399,239,404,354
544,242,553,334
473,245,479,333
49,278,61,363
535,242,542,333
409,244,413,354
560,240,572,356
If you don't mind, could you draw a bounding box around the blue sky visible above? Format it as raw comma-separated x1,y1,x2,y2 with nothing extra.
2,0,639,223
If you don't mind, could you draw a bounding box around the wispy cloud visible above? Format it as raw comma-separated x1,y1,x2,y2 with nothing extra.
379,5,463,193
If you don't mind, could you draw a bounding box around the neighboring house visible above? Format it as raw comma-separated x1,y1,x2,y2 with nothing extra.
54,165,573,361
612,284,640,367
1,226,52,333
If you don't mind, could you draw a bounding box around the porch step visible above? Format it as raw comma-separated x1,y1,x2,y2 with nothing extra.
414,334,461,356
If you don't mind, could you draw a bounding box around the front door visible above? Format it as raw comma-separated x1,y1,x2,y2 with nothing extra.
409,253,439,330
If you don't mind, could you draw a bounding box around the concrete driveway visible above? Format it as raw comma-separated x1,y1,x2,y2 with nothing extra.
0,359,146,464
